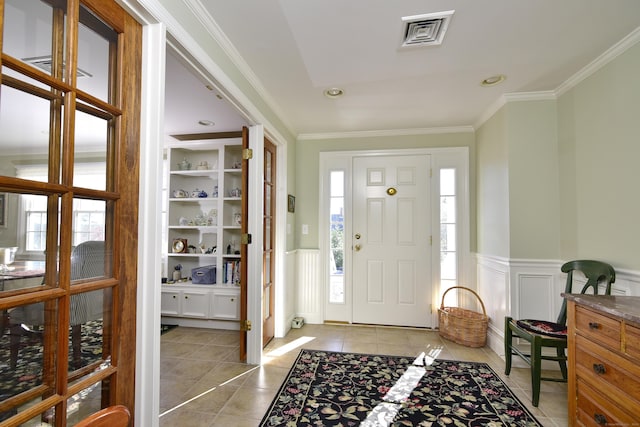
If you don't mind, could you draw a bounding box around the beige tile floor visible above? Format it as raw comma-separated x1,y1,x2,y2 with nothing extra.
159,324,568,426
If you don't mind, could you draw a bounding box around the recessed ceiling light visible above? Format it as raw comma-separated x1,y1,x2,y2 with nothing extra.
481,75,506,87
198,120,215,126
324,88,344,98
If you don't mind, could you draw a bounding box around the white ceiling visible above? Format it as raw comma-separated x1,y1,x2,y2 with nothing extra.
176,0,640,137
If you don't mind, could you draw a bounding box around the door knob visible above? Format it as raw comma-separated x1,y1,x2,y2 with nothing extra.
354,244,361,251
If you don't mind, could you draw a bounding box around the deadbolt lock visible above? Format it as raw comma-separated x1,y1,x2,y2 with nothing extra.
355,233,361,239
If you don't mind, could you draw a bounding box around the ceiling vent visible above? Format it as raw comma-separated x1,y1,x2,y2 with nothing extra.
401,10,454,48
22,55,92,78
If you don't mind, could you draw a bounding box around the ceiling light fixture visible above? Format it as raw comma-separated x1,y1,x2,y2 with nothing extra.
198,120,215,126
324,88,344,98
481,74,506,87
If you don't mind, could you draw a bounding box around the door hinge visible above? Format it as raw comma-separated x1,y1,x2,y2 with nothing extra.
429,303,433,314
241,319,252,331
241,233,252,244
242,148,253,160
430,168,433,178
430,235,433,245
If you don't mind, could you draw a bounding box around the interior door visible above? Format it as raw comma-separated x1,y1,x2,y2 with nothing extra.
262,138,276,346
352,154,432,327
240,126,249,361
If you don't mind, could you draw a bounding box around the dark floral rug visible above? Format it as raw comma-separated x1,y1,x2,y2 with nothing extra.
0,320,104,402
260,349,542,426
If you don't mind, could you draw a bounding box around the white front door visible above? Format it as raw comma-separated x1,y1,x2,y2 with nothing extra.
352,154,432,327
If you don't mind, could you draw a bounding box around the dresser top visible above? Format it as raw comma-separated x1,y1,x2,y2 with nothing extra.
564,294,640,325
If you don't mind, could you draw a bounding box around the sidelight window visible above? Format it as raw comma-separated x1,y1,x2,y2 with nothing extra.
440,168,457,290
329,170,345,304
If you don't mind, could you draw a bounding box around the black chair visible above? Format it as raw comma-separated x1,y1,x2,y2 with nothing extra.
504,259,615,406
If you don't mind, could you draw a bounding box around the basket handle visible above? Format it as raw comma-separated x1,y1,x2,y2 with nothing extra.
440,286,487,316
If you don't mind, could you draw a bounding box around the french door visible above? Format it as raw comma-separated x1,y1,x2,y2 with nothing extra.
0,0,141,424
262,138,276,346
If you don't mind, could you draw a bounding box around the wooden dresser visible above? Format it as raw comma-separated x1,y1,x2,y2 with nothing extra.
565,294,640,426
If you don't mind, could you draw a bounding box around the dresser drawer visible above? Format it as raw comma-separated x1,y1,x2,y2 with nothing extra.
576,335,640,406
576,379,639,426
626,322,640,360
575,306,621,350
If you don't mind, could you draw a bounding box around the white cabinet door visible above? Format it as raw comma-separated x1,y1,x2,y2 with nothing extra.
212,290,239,320
181,289,210,318
161,290,180,316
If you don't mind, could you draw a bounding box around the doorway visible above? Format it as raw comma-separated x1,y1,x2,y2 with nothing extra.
320,148,470,328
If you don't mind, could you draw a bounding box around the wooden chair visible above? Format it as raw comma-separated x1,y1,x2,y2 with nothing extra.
75,405,130,427
504,259,615,406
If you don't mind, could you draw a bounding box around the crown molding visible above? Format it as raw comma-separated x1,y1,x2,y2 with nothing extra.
473,94,506,131
297,126,474,141
474,26,640,130
503,91,557,102
556,25,640,97
183,0,297,138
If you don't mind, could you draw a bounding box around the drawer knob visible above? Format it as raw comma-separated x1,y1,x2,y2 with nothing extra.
592,363,606,374
588,322,600,330
594,413,607,425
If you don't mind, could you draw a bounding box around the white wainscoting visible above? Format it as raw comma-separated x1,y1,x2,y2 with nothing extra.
278,250,298,337
295,249,323,324
475,254,640,360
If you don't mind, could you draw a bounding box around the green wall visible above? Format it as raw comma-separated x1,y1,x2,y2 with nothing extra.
477,41,640,270
295,132,476,249
476,108,510,258
557,42,640,269
506,100,560,259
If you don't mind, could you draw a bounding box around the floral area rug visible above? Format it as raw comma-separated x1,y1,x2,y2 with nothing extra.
260,349,542,427
0,320,104,402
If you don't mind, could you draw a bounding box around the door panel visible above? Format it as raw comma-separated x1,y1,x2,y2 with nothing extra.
262,138,276,346
240,127,249,361
352,155,432,327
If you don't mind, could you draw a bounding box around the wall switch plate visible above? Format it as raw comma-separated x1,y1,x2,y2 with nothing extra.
302,224,309,235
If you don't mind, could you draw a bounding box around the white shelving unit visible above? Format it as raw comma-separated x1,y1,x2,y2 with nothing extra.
161,138,243,329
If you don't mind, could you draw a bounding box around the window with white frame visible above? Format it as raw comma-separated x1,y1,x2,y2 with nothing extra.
17,163,107,252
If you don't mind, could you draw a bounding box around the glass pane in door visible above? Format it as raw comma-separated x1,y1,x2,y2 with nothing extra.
3,0,57,75
0,82,61,181
77,5,117,102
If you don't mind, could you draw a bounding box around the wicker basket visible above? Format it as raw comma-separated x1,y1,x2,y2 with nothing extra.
438,286,488,348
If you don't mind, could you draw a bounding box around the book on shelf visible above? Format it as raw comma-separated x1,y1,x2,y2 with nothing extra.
223,260,241,285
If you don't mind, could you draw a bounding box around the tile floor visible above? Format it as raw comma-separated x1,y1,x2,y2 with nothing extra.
159,324,568,426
